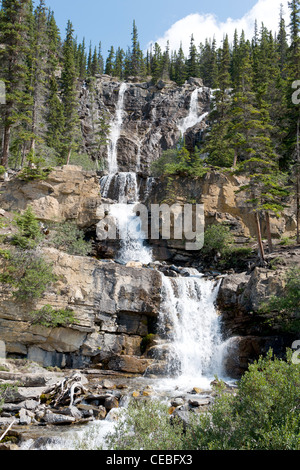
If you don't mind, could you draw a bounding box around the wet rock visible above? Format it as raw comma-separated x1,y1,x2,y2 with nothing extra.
43,410,75,425
188,398,211,407
171,398,185,408
19,409,32,426
104,396,119,411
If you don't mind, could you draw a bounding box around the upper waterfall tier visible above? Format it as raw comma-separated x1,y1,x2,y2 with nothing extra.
106,83,128,174
79,77,211,175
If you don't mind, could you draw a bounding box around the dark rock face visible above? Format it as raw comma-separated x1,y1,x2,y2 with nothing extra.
218,250,300,377
79,76,211,174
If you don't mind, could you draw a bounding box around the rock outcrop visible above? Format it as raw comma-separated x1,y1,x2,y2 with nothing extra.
0,165,102,229
79,76,211,174
218,247,300,377
144,172,297,262
0,247,162,370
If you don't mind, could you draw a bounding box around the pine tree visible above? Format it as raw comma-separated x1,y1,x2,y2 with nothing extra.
130,20,144,77
60,20,80,164
150,43,163,83
277,4,289,78
174,43,186,85
105,46,115,76
186,35,200,79
114,47,125,78
0,0,33,167
77,38,87,79
97,42,104,74
46,75,65,155
28,0,49,154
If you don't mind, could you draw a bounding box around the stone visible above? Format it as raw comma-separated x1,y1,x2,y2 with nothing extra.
43,410,75,425
104,396,119,411
126,261,143,268
188,398,211,407
101,379,116,390
24,400,40,411
171,398,185,408
106,356,153,374
19,409,32,426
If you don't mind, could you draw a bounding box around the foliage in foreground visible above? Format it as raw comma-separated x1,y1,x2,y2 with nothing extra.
104,399,187,451
103,351,300,450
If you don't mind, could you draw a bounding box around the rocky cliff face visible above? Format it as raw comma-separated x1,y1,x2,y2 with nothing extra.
144,172,297,263
218,247,300,377
0,246,162,370
79,76,211,174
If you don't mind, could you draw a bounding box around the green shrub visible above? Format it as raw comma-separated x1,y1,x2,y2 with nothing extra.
259,267,300,333
193,350,300,450
0,166,6,176
17,154,53,181
151,146,207,178
202,224,233,258
220,245,253,269
104,399,186,451
50,222,92,256
0,250,57,301
30,304,77,328
12,206,43,249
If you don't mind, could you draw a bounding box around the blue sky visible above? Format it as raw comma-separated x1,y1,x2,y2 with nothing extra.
41,0,290,56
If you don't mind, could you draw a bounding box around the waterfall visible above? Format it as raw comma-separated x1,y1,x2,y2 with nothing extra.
178,88,209,136
107,82,128,173
100,172,153,265
156,272,224,391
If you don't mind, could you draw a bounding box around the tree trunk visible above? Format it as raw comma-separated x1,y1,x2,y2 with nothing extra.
255,212,265,262
1,124,11,168
296,117,300,244
66,146,72,165
233,150,238,168
265,212,273,253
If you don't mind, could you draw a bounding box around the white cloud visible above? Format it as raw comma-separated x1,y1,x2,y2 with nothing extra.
146,0,290,54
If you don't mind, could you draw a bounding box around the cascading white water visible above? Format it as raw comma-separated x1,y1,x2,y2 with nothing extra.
100,172,153,265
178,88,209,136
107,82,128,173
156,272,224,392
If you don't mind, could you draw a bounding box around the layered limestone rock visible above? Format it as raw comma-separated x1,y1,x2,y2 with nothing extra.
145,172,297,262
79,76,211,174
0,248,162,370
0,165,102,229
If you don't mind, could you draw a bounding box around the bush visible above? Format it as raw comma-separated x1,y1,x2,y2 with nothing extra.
0,165,6,176
17,153,53,181
0,384,18,414
30,304,76,328
50,222,92,256
0,250,57,301
202,224,233,258
151,146,207,178
194,350,300,450
259,267,300,333
104,399,186,451
12,206,43,249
